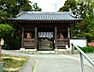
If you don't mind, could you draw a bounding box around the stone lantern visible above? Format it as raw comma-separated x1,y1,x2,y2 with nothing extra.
0,38,4,71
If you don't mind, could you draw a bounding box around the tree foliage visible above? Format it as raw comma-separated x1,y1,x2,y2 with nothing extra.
0,24,14,38
59,0,76,11
0,0,41,19
31,3,41,11
0,23,21,49
0,0,32,19
59,0,94,41
59,0,94,19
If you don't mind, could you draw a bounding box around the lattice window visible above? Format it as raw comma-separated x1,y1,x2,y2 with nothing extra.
38,32,53,38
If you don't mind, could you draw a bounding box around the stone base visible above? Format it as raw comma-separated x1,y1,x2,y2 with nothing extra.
20,48,25,51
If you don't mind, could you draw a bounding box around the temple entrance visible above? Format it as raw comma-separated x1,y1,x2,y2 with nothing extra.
38,31,54,51
38,28,54,51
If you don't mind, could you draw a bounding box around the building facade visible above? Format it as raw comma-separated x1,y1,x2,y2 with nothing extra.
10,11,81,51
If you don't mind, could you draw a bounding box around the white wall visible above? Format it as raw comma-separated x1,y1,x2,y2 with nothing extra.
70,39,87,50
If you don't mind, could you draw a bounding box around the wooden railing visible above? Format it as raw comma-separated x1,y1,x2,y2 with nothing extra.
56,39,69,49
23,38,36,49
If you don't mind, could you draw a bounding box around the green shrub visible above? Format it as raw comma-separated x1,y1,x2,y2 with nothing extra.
0,24,14,38
81,46,94,53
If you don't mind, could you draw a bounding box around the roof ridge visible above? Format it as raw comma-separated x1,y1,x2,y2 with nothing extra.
24,11,71,16
24,11,70,13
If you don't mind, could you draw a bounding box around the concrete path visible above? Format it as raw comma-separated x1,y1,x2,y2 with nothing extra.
19,57,34,72
67,53,94,67
2,50,94,72
32,55,94,72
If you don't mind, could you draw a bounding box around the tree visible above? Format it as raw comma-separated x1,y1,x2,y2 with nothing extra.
0,0,32,19
59,0,94,19
0,23,22,49
31,3,41,11
73,1,94,41
59,0,94,41
73,0,94,19
59,0,77,12
0,0,41,19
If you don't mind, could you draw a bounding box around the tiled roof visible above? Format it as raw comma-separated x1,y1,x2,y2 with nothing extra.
13,11,80,20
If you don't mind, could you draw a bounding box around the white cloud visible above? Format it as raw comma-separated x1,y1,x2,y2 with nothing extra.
30,0,66,12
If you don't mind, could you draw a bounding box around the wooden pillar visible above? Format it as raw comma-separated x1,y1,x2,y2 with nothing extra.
21,27,24,48
55,27,57,49
35,27,37,49
67,26,70,48
68,27,70,39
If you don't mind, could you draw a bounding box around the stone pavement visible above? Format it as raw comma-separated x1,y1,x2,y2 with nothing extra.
2,50,94,72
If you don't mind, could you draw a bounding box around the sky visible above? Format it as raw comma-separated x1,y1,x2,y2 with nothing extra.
30,0,66,12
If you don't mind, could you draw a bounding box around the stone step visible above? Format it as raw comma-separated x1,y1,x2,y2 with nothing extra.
36,51,55,54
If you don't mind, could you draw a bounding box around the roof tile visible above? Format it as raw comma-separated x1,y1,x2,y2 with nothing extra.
13,11,80,20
